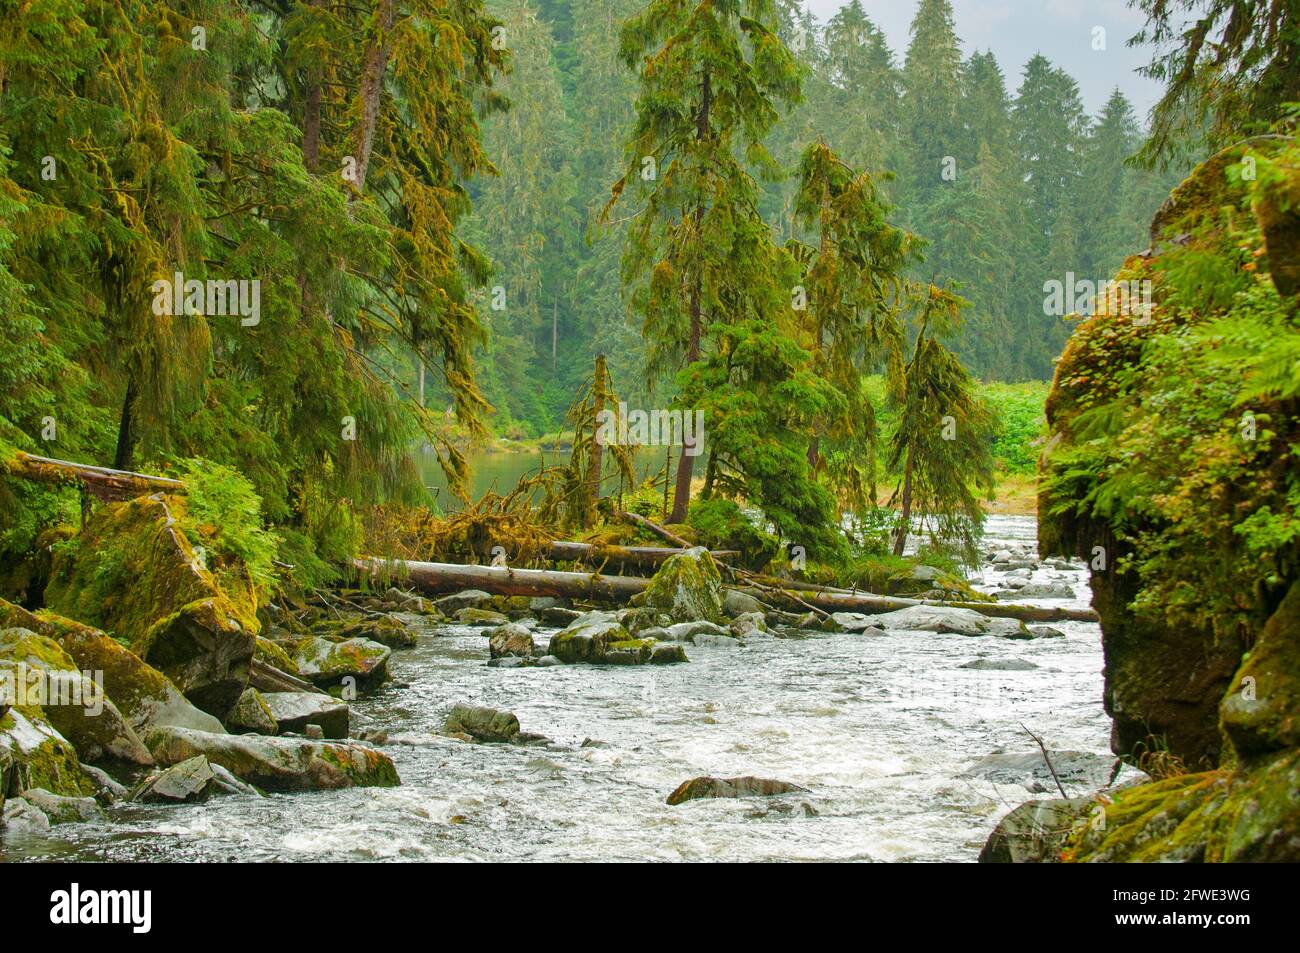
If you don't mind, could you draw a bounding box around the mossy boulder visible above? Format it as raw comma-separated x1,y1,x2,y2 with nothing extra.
145,724,399,791
0,599,224,737
44,495,257,716
254,635,300,676
443,704,519,743
0,627,153,765
290,636,390,690
226,687,279,735
666,775,808,805
261,691,349,739
633,547,724,624
0,705,94,798
1220,582,1300,761
979,795,1098,863
547,612,688,665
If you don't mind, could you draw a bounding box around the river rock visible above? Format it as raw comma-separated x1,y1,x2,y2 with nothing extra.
635,547,725,624
227,687,279,735
959,658,1039,671
0,626,154,766
456,607,509,626
443,704,519,742
871,605,1031,638
21,786,101,823
828,612,884,633
979,795,1095,863
131,754,217,803
538,606,582,626
261,691,349,738
435,590,494,613
0,600,226,737
0,703,94,799
962,749,1120,791
2,796,50,833
666,775,809,805
144,725,399,791
488,623,535,659
339,615,417,649
81,764,130,802
723,589,766,618
729,611,769,638
1004,582,1075,600
664,620,731,642
1028,626,1066,639
290,636,390,690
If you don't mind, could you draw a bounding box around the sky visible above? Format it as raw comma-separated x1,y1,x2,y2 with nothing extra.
800,0,1166,120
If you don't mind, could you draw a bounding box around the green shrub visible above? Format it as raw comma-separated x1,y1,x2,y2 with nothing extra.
686,498,779,570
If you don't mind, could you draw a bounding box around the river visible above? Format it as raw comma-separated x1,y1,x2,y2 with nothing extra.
4,514,1124,863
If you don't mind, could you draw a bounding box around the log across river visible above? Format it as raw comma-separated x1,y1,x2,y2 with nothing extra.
353,556,1099,624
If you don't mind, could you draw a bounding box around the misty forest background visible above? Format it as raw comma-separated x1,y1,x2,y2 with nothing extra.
452,0,1185,440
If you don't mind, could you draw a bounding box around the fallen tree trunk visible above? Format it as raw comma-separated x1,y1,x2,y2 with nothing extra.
356,557,1098,623
354,557,648,603
248,658,328,696
3,452,186,501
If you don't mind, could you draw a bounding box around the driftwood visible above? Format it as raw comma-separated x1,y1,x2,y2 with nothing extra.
356,557,1098,624
3,452,185,502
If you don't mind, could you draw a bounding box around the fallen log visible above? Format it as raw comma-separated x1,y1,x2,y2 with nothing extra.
354,557,648,603
3,452,186,502
356,557,1098,623
248,658,328,696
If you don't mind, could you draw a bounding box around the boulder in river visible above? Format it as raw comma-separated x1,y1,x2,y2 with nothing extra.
1001,582,1075,600
145,725,399,791
43,494,258,716
290,636,390,690
729,611,770,638
666,775,809,805
828,612,885,633
435,590,493,613
959,658,1039,671
547,613,689,665
456,607,509,626
722,589,766,618
443,704,519,743
634,547,725,624
871,605,1030,639
261,691,349,739
0,626,153,766
337,615,417,649
488,623,535,659
130,754,218,803
0,704,93,798
20,786,101,823
979,795,1095,863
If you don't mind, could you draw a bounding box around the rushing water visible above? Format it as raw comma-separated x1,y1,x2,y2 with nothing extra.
4,515,1120,863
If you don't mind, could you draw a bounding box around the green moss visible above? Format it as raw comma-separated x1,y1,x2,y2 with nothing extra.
635,548,724,623
0,706,94,797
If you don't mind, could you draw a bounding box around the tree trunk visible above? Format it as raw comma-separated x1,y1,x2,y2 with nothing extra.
349,0,398,197
892,443,915,556
113,376,136,471
619,509,692,547
301,0,324,173
669,68,712,526
585,354,607,527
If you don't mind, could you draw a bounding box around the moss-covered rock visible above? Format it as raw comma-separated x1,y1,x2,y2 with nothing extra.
633,547,724,624
289,636,390,690
145,724,399,791
0,705,94,798
0,599,224,737
44,495,257,716
443,704,519,742
0,627,153,765
226,687,279,735
1221,582,1300,761
547,612,688,665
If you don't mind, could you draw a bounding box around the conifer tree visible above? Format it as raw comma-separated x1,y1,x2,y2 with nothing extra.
606,0,802,524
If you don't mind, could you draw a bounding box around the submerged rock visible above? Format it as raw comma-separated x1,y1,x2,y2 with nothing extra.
666,775,809,806
144,725,399,791
959,658,1040,671
634,547,725,624
443,704,519,743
